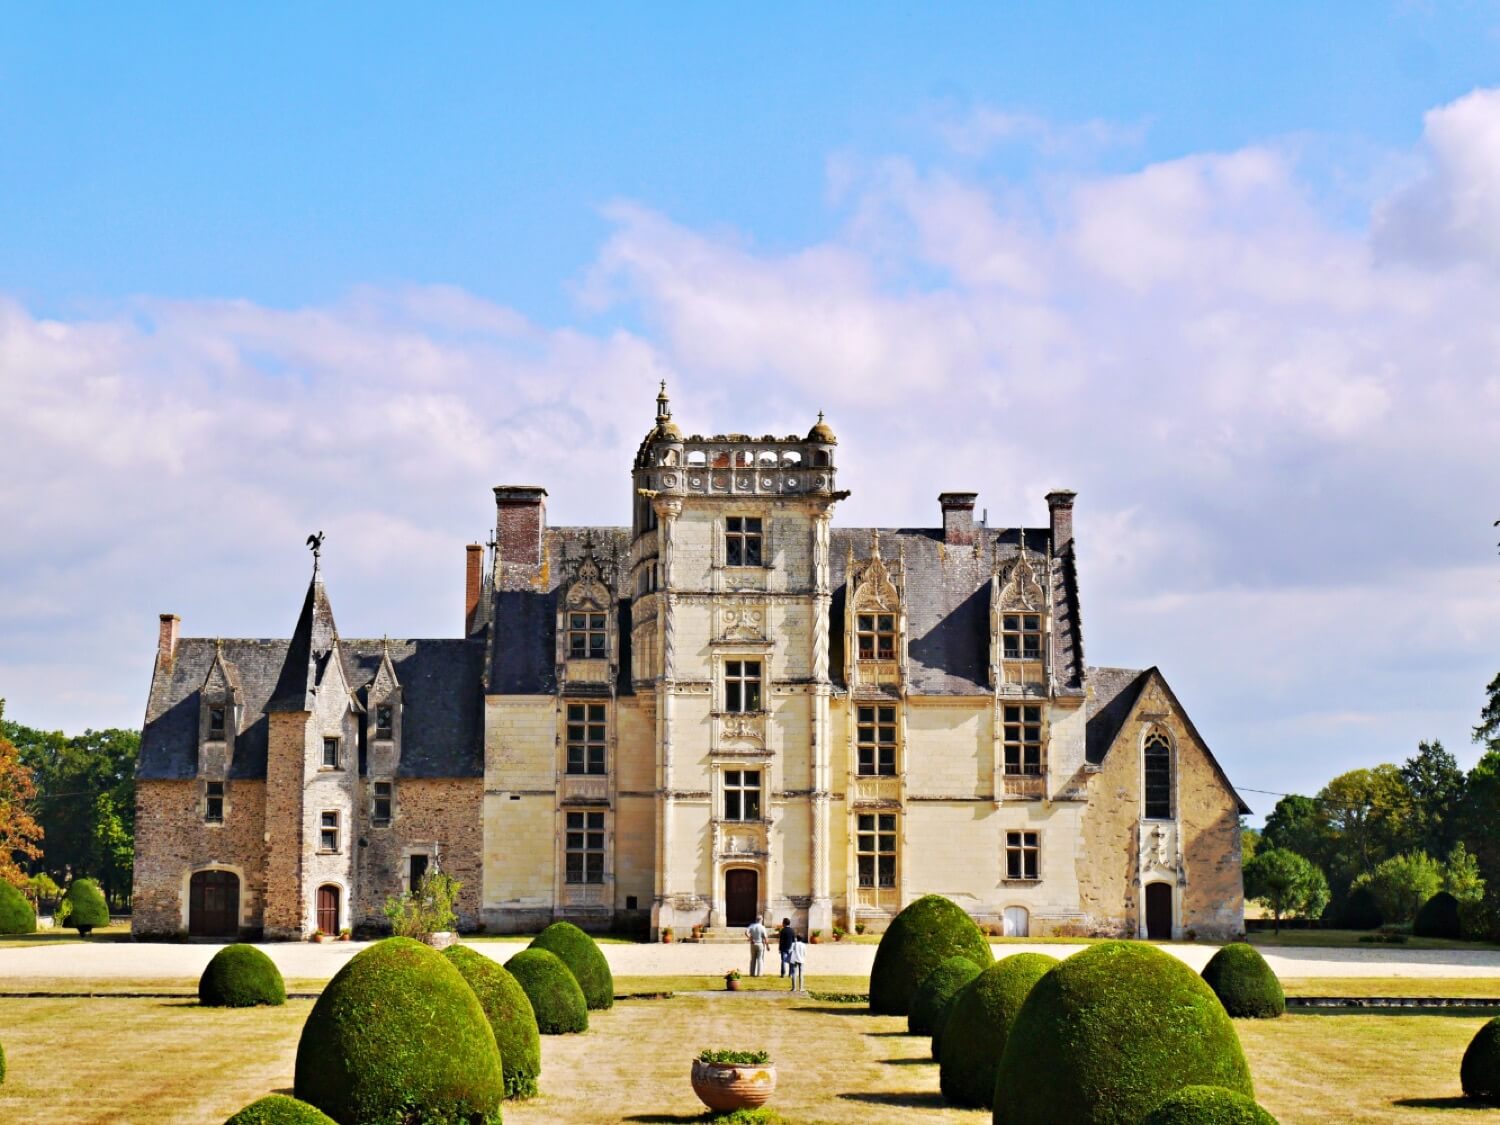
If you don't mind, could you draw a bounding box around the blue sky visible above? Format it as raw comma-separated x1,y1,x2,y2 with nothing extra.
4,4,1500,812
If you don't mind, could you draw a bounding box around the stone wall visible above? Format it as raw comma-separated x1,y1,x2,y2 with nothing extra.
356,777,484,930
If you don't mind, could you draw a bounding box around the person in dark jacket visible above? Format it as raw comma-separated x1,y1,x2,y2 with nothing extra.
778,916,795,978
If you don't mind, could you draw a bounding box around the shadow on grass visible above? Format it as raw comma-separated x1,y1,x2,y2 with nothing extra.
622,1115,718,1123
788,1005,880,1016
1391,1097,1478,1110
882,1056,935,1066
154,1000,200,1008
1295,1008,1500,1019
839,1091,948,1109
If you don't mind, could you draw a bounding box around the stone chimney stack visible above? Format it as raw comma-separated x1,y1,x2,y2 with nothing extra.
493,486,548,591
465,543,484,629
939,492,978,547
157,613,180,667
1046,490,1077,553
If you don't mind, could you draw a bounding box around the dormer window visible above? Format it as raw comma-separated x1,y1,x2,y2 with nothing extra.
568,613,608,659
1002,614,1044,660
208,706,226,739
322,737,341,769
857,614,896,660
725,517,763,566
375,705,393,740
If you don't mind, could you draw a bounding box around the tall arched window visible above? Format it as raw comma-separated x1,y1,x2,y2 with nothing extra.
1144,731,1173,820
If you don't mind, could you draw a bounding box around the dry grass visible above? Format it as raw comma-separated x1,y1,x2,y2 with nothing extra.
1282,976,1500,999
1248,928,1500,951
0,922,133,950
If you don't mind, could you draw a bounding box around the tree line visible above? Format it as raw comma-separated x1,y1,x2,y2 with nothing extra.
1244,672,1500,936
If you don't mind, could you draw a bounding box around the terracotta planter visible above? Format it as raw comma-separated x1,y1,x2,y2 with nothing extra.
691,1059,777,1112
725,977,741,991
662,931,674,944
810,935,821,944
311,934,328,943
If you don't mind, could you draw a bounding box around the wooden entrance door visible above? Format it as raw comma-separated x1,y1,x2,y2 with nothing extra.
724,869,758,926
316,885,340,935
188,870,239,937
1145,882,1173,940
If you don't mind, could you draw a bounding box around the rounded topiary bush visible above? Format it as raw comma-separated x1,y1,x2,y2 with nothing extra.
938,952,1057,1108
223,1094,338,1124
1341,886,1383,930
1462,1016,1500,1105
199,944,287,1008
529,921,613,1010
446,945,542,1099
1200,943,1284,1019
0,880,36,935
2,1036,6,1086
993,942,1254,1125
1138,1085,1280,1124
1413,891,1462,940
294,936,503,1124
910,955,981,1040
61,878,109,935
504,948,588,1034
869,894,993,1016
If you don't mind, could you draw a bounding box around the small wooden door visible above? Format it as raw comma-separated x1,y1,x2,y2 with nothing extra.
316,885,341,935
725,869,758,926
188,870,239,937
1145,882,1173,940
1003,906,1029,937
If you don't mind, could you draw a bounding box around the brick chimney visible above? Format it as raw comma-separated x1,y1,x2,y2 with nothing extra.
465,543,484,629
493,486,547,590
939,492,978,546
1046,490,1077,553
157,613,180,667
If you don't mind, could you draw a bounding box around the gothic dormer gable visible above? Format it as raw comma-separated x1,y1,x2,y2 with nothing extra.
846,531,908,690
364,640,404,775
991,531,1051,692
197,640,242,776
558,536,618,686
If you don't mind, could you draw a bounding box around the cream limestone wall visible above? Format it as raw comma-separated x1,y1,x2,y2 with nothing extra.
904,698,990,795
483,696,559,929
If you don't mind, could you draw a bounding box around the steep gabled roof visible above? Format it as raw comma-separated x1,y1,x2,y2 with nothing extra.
265,566,347,714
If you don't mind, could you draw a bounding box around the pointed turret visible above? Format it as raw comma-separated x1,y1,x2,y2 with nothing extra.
266,539,344,713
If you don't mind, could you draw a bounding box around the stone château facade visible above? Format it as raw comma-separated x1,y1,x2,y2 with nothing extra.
132,387,1248,941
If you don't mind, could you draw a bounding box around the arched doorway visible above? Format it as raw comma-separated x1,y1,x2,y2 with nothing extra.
188,870,240,937
316,885,341,935
1003,906,1030,937
1144,882,1174,940
724,869,758,927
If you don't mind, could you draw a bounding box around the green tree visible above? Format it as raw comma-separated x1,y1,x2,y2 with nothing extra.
1240,823,1260,864
1317,765,1413,891
1356,852,1444,924
1461,749,1500,893
1243,848,1330,934
1260,795,1328,872
1474,671,1500,753
1444,841,1486,905
1401,740,1466,859
0,701,44,890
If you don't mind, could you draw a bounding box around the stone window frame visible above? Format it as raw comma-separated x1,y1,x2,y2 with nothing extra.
318,809,341,854
203,780,226,825
1000,611,1046,662
721,767,764,822
721,658,764,715
855,612,897,661
374,703,395,740
564,808,607,885
1004,829,1041,881
207,704,227,740
371,780,394,828
403,848,435,894
855,811,897,889
321,736,342,771
564,701,608,776
1142,726,1175,821
854,703,899,777
566,610,609,660
723,514,766,568
1002,703,1045,777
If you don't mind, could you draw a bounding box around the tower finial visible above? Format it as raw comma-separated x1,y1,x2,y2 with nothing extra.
306,530,325,570
656,380,671,424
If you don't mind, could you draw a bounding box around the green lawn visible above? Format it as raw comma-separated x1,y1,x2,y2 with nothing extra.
0,922,133,950
1247,928,1500,951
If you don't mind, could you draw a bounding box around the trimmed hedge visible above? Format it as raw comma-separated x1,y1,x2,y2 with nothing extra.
445,945,543,1099
993,942,1254,1125
223,1095,338,1124
1413,891,1462,940
869,895,993,1016
1,1036,6,1085
911,955,981,1042
1200,943,1284,1019
938,952,1057,1108
1138,1086,1280,1124
505,948,588,1034
0,880,35,935
1340,886,1382,930
529,921,613,1010
61,878,109,935
199,944,287,1008
1462,1016,1500,1105
293,936,503,1124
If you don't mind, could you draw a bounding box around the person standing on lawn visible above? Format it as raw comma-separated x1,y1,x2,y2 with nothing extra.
787,929,806,992
746,914,769,977
778,916,795,978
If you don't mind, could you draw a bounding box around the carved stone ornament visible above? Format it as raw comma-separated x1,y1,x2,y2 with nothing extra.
852,532,901,611
720,715,765,744
566,550,611,609
720,606,766,641
998,548,1046,612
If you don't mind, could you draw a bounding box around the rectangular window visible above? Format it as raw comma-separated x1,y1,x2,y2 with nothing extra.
372,781,392,827
208,705,226,738
375,705,393,739
1003,705,1043,775
322,737,340,769
319,811,339,853
1002,614,1044,660
566,703,607,775
856,613,897,660
857,813,897,888
1006,830,1040,880
856,704,898,776
565,811,605,884
204,781,224,824
724,660,762,713
567,612,608,659
725,516,763,567
723,769,762,821
408,853,429,893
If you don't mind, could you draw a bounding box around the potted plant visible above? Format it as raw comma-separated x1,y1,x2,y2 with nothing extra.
338,928,352,942
854,921,866,936
832,925,847,942
724,968,742,991
691,1049,776,1112
310,928,327,943
691,923,704,941
662,926,674,944
810,928,822,944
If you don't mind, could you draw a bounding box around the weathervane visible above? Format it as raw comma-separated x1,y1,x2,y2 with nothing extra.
307,531,325,563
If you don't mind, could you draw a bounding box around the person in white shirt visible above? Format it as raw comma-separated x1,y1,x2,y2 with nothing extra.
787,930,806,991
746,915,769,977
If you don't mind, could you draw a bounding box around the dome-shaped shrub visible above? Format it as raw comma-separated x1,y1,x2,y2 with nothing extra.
1138,1085,1280,1124
223,1094,337,1124
529,921,613,1010
993,942,1254,1125
1200,943,1284,1019
939,952,1057,1108
504,948,588,1034
199,944,286,1007
0,880,35,935
1463,1016,1500,1104
294,936,503,1124
1340,886,1382,930
910,955,981,1040
1413,891,1462,940
446,945,542,1099
869,894,992,1015
61,878,109,935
